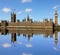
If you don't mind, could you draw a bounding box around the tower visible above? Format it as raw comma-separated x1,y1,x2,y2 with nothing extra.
54,10,58,26
55,31,58,46
11,33,16,43
27,15,30,21
27,15,32,23
11,12,16,22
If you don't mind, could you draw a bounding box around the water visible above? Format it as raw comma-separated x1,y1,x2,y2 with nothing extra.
0,29,60,55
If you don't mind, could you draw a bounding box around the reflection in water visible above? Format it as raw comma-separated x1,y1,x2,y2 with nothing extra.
0,28,59,46
11,33,16,43
2,43,11,48
55,31,58,46
0,28,60,55
22,52,32,55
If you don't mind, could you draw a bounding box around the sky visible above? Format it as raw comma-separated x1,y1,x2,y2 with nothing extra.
0,0,60,24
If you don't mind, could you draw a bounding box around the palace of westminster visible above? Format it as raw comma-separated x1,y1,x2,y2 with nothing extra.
0,10,58,29
0,10,59,46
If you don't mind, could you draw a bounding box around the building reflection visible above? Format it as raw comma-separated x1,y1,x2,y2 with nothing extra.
0,29,8,35
11,33,16,43
54,30,58,46
0,28,59,46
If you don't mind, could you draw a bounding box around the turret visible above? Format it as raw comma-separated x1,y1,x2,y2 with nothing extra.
11,11,16,22
27,15,32,23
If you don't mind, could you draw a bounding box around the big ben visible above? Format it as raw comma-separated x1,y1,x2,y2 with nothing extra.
54,10,58,26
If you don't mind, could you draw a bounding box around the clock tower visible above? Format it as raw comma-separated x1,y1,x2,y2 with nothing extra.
54,10,58,26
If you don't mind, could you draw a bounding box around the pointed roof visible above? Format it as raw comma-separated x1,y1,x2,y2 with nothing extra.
27,14,30,21
55,10,58,15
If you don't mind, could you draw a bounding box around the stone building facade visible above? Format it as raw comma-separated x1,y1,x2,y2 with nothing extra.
0,10,58,29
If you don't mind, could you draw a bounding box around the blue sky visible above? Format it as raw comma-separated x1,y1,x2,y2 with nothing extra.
0,0,60,24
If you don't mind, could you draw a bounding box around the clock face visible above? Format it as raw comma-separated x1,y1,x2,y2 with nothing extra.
55,15,58,16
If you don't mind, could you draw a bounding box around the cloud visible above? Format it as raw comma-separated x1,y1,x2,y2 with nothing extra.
53,47,60,51
22,52,32,55
2,8,11,13
17,41,23,45
2,43,11,48
17,11,22,15
25,8,32,13
53,5,60,10
21,0,32,3
26,44,32,48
